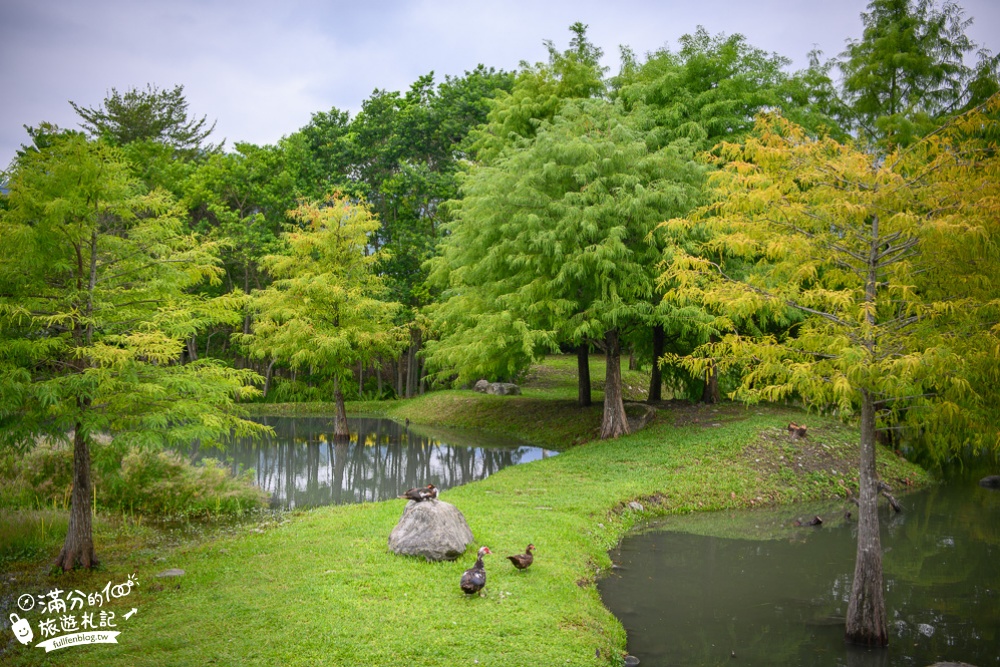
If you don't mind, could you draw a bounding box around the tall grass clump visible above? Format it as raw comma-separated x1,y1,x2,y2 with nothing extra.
0,439,268,520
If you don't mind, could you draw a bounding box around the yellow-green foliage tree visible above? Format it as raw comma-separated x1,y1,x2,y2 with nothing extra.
0,132,265,570
663,96,1000,646
242,196,405,437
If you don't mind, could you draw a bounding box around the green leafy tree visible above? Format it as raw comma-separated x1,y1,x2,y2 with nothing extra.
71,84,219,156
292,67,513,397
438,24,615,406
296,107,356,198
610,28,835,401
242,196,405,436
615,27,839,151
0,132,264,570
183,142,299,365
68,84,221,194
837,0,999,146
469,22,606,164
428,98,702,438
664,101,1000,645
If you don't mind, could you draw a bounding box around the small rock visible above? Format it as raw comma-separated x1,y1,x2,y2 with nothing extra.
155,569,185,577
473,379,490,393
628,501,644,512
978,475,1000,489
486,382,521,396
624,656,640,666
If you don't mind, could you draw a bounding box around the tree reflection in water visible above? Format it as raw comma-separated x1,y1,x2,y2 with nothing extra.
190,417,554,509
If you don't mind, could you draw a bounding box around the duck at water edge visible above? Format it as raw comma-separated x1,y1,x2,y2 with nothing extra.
460,546,492,596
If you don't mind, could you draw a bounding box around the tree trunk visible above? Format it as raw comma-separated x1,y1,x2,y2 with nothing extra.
628,348,637,371
333,377,350,441
845,389,888,646
56,423,97,571
577,343,592,407
358,361,365,398
262,359,276,398
418,355,426,395
396,356,404,398
599,329,630,440
405,328,421,399
376,359,384,399
648,324,664,403
204,331,216,358
701,360,720,404
239,260,252,370
187,335,198,363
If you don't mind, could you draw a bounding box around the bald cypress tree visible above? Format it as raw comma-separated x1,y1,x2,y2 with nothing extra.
427,98,702,438
666,98,1000,645
0,132,264,570
837,0,999,146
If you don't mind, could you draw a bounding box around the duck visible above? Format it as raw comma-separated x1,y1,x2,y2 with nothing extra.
788,422,808,438
460,546,492,596
399,483,438,502
506,543,535,571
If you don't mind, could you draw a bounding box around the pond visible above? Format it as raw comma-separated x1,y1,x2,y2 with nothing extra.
191,416,556,509
599,475,1000,667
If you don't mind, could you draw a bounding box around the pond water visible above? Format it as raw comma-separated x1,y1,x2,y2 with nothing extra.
599,476,1000,667
192,417,555,509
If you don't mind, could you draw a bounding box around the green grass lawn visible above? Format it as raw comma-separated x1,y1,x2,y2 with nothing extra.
1,355,929,666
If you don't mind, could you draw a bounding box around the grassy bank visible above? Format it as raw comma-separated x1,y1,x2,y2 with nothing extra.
1,356,929,666
249,354,655,449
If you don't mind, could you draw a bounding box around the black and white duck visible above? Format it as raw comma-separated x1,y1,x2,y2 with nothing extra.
460,546,492,596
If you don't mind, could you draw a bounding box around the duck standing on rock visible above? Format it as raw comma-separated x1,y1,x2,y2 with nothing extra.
460,546,492,596
507,544,535,571
399,483,438,502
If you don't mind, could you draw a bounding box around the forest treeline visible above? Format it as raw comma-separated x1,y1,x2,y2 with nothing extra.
1,0,999,604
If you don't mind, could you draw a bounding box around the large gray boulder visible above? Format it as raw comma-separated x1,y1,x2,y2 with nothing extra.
473,379,490,393
388,499,474,561
486,382,521,396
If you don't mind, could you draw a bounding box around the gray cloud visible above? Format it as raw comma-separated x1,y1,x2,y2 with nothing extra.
2,0,998,170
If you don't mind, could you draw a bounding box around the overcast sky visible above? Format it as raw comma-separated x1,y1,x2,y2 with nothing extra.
2,0,998,170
